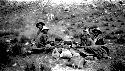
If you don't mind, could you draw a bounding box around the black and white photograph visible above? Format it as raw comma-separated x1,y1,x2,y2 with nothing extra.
0,0,125,71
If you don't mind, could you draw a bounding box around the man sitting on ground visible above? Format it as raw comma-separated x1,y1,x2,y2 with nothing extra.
35,22,49,48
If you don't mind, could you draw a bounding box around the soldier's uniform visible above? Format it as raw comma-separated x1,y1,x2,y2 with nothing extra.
36,25,49,48
37,33,48,47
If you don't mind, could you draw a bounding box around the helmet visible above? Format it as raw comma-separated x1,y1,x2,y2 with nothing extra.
36,22,45,28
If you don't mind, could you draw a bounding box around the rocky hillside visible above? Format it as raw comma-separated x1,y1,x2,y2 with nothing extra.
0,0,125,71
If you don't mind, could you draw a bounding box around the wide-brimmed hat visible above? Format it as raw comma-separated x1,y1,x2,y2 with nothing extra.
36,22,45,28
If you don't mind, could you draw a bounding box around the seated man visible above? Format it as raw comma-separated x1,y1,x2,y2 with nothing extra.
35,22,49,48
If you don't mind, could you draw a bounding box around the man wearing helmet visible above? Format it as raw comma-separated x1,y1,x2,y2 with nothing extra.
35,22,49,48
